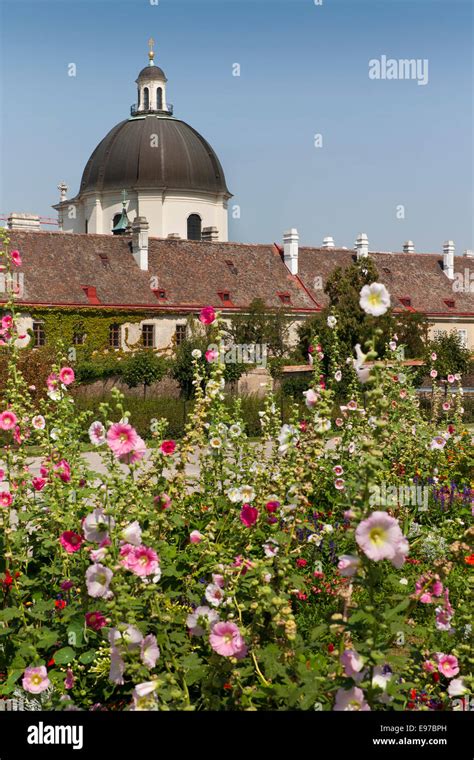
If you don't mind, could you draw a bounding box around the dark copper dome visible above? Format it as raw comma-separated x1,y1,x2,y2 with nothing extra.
79,115,231,196
136,64,167,82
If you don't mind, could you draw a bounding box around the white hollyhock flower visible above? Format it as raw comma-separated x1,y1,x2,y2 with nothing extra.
353,344,371,384
121,521,142,546
359,282,391,316
327,315,337,328
191,349,202,359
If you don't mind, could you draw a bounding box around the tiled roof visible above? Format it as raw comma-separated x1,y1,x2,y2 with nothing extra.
1,231,473,316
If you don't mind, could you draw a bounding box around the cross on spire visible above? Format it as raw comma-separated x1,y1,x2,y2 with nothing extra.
148,37,155,65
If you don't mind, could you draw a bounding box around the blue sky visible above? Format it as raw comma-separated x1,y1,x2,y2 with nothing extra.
0,0,472,253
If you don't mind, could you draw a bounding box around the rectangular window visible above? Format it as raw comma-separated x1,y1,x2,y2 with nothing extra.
32,321,45,347
109,324,121,349
142,324,155,348
175,324,187,346
218,291,231,303
278,292,291,304
457,329,467,348
152,289,167,300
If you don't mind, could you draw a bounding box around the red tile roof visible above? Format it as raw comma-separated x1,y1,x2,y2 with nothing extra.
1,231,473,316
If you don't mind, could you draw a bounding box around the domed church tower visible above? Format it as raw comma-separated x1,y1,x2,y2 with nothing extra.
54,40,232,241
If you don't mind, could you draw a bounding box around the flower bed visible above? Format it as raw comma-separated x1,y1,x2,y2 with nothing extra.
0,241,472,711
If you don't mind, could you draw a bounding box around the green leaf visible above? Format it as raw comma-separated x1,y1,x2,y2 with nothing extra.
78,650,96,664
53,646,76,664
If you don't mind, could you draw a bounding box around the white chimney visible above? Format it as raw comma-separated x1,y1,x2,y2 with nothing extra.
403,240,415,253
7,212,41,232
202,226,219,242
463,249,474,259
443,240,455,280
355,233,369,259
132,216,149,271
283,228,299,275
322,236,335,249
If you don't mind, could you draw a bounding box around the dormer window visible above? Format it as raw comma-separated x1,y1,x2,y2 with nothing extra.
278,292,292,305
444,299,455,308
399,297,412,307
153,289,167,300
218,291,231,303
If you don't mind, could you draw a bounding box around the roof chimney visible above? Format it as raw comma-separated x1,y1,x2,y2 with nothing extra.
132,216,149,271
355,233,369,259
322,236,335,249
167,233,181,240
7,212,41,232
202,226,219,242
443,240,455,280
283,228,299,275
403,240,415,253
463,249,474,259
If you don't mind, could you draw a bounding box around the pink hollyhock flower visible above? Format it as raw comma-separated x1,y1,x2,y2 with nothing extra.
335,370,342,382
240,504,258,527
22,666,50,694
340,649,365,679
333,686,370,711
60,531,83,554
59,367,75,385
199,306,216,325
436,653,459,679
85,563,113,598
430,436,446,450
209,621,247,658
190,530,204,544
140,634,160,668
0,410,18,430
13,426,22,445
430,369,438,379
64,669,75,690
119,436,146,465
212,573,225,588
335,417,344,427
46,373,59,391
205,348,219,363
423,660,436,673
88,421,106,446
303,389,318,408
337,554,360,577
265,500,279,513
447,374,455,383
186,605,219,636
431,352,437,361
90,547,107,562
60,580,74,591
85,611,107,631
442,402,451,411
347,400,358,410
0,491,13,507
11,250,22,267
355,511,407,563
32,477,47,491
205,583,225,607
53,459,71,483
334,478,345,490
263,539,279,558
121,521,142,546
128,545,160,577
333,465,344,476
160,439,176,455
154,492,172,510
31,415,45,430
83,508,114,543
106,423,139,457
0,469,4,481
109,648,125,685
1,315,13,330
119,544,138,571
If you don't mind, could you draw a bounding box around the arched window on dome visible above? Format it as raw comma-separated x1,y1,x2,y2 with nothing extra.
112,213,122,231
143,87,149,110
137,88,141,107
187,214,202,241
156,87,163,110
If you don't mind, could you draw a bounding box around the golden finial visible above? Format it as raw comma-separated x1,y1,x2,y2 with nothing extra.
148,37,155,64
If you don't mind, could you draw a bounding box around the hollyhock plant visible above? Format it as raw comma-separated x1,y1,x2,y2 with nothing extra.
121,521,142,547
160,439,176,456
0,410,18,430
32,477,47,491
436,654,459,679
59,367,75,385
333,686,370,711
85,611,107,631
359,282,391,317
0,491,13,507
83,509,114,543
340,649,365,679
186,606,219,636
190,530,204,544
355,511,409,566
85,564,113,598
22,666,50,694
88,421,106,446
240,504,258,527
140,635,160,668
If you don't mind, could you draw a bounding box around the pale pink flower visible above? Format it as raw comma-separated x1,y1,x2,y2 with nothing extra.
90,547,107,562
333,686,370,711
186,605,219,636
205,348,219,362
107,423,139,457
448,678,467,697
430,436,446,450
347,400,358,410
11,250,22,267
83,508,114,543
125,545,160,577
22,666,50,694
209,621,247,658
88,421,106,446
32,415,45,430
263,538,279,558
0,410,17,430
205,583,225,607
303,389,318,408
190,530,204,544
334,478,345,490
109,647,125,685
447,374,455,383
212,573,225,588
46,373,59,391
337,554,360,577
423,660,436,673
140,634,160,668
64,669,75,690
59,367,75,385
121,521,142,546
340,649,365,679
355,511,407,564
119,436,147,465
436,653,459,679
199,306,216,325
431,352,437,361
333,465,344,476
334,371,342,382
60,531,83,554
85,563,113,598
430,369,438,379
335,417,344,427
442,402,451,412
